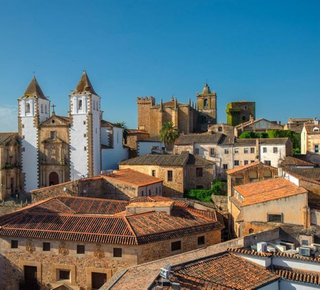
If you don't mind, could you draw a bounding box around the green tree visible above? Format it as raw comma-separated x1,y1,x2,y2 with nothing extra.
159,122,179,151
239,131,260,139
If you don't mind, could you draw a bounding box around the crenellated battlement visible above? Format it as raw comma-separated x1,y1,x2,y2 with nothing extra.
137,96,156,105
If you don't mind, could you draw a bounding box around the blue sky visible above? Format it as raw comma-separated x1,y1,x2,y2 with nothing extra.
0,0,319,131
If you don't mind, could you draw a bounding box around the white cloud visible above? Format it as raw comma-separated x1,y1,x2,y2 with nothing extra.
0,106,18,132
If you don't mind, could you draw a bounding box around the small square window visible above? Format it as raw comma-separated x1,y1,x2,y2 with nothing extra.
11,240,18,248
224,149,229,154
273,147,278,153
196,168,203,177
59,270,70,280
265,160,271,166
195,148,199,155
167,170,173,182
223,164,228,170
244,160,248,165
250,148,255,153
234,148,239,154
244,148,249,154
198,236,205,245
113,248,122,257
171,241,181,251
263,147,267,153
234,160,239,166
210,148,215,156
315,145,319,153
151,170,156,177
301,239,309,246
43,242,50,251
77,245,85,254
50,131,56,139
268,214,282,223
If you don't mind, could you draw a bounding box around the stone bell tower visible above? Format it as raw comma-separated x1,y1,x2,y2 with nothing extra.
18,76,50,192
196,83,217,125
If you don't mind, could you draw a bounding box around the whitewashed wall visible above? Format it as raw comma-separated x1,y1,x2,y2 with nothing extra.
138,141,165,156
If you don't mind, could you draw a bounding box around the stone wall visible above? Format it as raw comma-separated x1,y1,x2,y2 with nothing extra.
136,229,221,264
119,164,184,197
186,164,213,190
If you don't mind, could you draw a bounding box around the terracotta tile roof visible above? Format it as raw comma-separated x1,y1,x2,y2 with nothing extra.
175,133,223,145
71,71,97,95
285,168,320,181
0,132,18,145
102,169,163,187
234,177,307,206
130,196,189,207
304,122,320,134
226,161,261,174
228,247,272,257
0,196,221,246
167,252,278,289
234,137,289,146
21,76,47,99
119,152,190,166
186,154,215,165
280,156,315,167
275,267,320,285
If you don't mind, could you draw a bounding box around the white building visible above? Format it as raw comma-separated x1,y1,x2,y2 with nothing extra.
18,72,128,192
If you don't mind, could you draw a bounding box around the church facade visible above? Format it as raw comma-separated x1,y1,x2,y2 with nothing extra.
18,72,128,193
137,83,217,137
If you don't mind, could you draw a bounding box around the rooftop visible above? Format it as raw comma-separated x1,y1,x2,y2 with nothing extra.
234,138,290,146
174,133,223,145
71,71,97,95
0,132,18,146
226,161,261,175
234,177,307,206
280,156,315,167
21,76,47,100
101,169,163,187
0,196,222,245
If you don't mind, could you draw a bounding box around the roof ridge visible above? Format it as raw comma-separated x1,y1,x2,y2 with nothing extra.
123,216,138,245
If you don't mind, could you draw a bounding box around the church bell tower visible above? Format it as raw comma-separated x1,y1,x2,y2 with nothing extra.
18,76,50,192
196,83,217,125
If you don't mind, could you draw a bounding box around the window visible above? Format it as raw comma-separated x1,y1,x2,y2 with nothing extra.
218,126,222,132
43,242,50,251
156,187,158,194
26,103,31,113
234,148,239,154
84,133,86,137
301,239,309,246
249,228,254,234
171,241,181,251
244,148,249,154
41,104,43,113
78,100,83,110
113,248,122,257
84,146,87,151
264,160,271,166
45,105,47,114
204,99,208,106
83,121,86,125
59,270,70,280
224,149,229,154
92,272,107,290
151,170,156,177
11,240,18,248
196,185,204,189
315,145,319,153
250,148,255,153
273,147,278,153
77,245,85,254
234,160,239,166
93,101,95,110
223,164,228,170
268,214,283,223
196,168,203,177
149,189,151,195
251,160,255,163
244,160,248,165
242,116,246,121
50,131,56,139
198,236,205,245
195,148,199,155
210,148,215,156
167,170,173,182
263,147,267,153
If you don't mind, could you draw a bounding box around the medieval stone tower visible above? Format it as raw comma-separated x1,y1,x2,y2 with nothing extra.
196,83,217,125
18,76,50,192
69,71,101,180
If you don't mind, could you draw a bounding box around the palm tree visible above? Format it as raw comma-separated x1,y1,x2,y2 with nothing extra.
159,122,179,151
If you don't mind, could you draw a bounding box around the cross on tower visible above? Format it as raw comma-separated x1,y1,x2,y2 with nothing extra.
51,104,56,116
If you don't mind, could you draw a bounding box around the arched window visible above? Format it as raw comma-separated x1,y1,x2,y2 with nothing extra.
218,126,222,132
26,103,31,113
204,99,208,107
41,104,43,113
249,171,258,181
79,100,83,110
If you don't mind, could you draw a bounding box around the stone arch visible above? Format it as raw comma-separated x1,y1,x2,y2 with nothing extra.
26,103,31,113
204,99,208,107
49,172,59,186
263,170,272,179
78,99,83,110
249,171,258,181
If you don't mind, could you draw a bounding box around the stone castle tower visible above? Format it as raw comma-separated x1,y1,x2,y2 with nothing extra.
18,76,50,192
69,71,102,180
196,83,217,125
